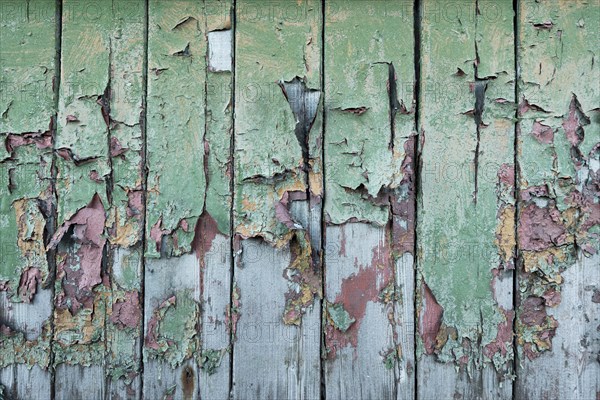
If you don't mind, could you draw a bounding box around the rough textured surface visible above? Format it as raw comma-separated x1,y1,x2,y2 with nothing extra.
417,0,515,398
1,1,599,399
232,1,323,398
0,1,56,398
324,0,416,398
516,1,599,398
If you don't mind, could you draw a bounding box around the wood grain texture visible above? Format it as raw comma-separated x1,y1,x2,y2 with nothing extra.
417,0,515,398
143,1,206,398
1,1,599,398
232,1,323,399
0,1,56,397
200,1,233,398
323,0,416,398
516,1,600,398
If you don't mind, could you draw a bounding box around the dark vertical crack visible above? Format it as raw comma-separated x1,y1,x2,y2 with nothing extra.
512,0,520,396
139,0,149,398
320,1,326,399
387,63,400,151
228,1,237,399
49,1,63,399
472,0,488,206
413,0,421,399
278,77,320,171
472,79,487,205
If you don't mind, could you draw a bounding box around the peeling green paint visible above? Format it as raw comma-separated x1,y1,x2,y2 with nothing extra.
0,0,55,302
234,0,321,246
200,348,226,376
516,0,599,361
144,290,200,369
417,0,515,374
325,301,355,332
146,0,206,258
324,0,414,226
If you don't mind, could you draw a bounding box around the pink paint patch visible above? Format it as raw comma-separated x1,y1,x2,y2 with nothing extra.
111,291,141,329
49,195,106,314
518,203,568,251
484,308,514,359
145,295,176,350
17,267,40,303
531,121,554,144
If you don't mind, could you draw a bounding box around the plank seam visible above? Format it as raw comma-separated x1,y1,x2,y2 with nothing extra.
413,0,422,399
228,1,237,398
139,0,150,398
49,1,64,398
512,0,520,398
320,1,326,400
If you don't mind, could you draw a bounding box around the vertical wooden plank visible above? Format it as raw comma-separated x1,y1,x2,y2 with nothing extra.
0,1,56,397
516,1,599,398
417,1,515,398
323,1,415,398
144,1,205,398
106,0,146,398
232,1,322,398
199,0,233,398
53,1,147,398
53,0,112,396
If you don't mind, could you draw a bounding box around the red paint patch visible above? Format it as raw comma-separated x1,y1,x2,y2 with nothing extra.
126,190,144,218
497,163,515,187
326,240,393,358
5,131,52,153
145,295,176,350
110,136,129,157
484,308,514,359
341,106,368,115
191,211,220,265
418,281,444,355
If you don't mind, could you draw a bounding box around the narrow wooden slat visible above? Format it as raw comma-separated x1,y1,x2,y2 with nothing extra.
53,0,112,395
0,1,57,397
516,1,599,398
232,1,322,398
144,0,206,398
323,1,416,398
105,1,146,398
199,1,234,398
417,1,515,398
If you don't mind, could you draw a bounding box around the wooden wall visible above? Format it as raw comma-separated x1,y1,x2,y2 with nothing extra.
0,1,598,399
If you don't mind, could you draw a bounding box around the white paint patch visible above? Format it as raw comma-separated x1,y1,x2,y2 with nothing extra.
208,30,232,72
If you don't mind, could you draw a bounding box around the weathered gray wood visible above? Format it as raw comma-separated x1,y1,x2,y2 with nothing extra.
0,0,56,397
515,253,600,399
198,233,232,400
324,224,397,400
232,239,321,400
143,0,206,398
0,292,53,399
516,1,599,399
55,364,105,400
199,3,233,398
232,1,323,398
323,1,416,398
417,0,515,398
143,255,201,400
105,1,146,398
